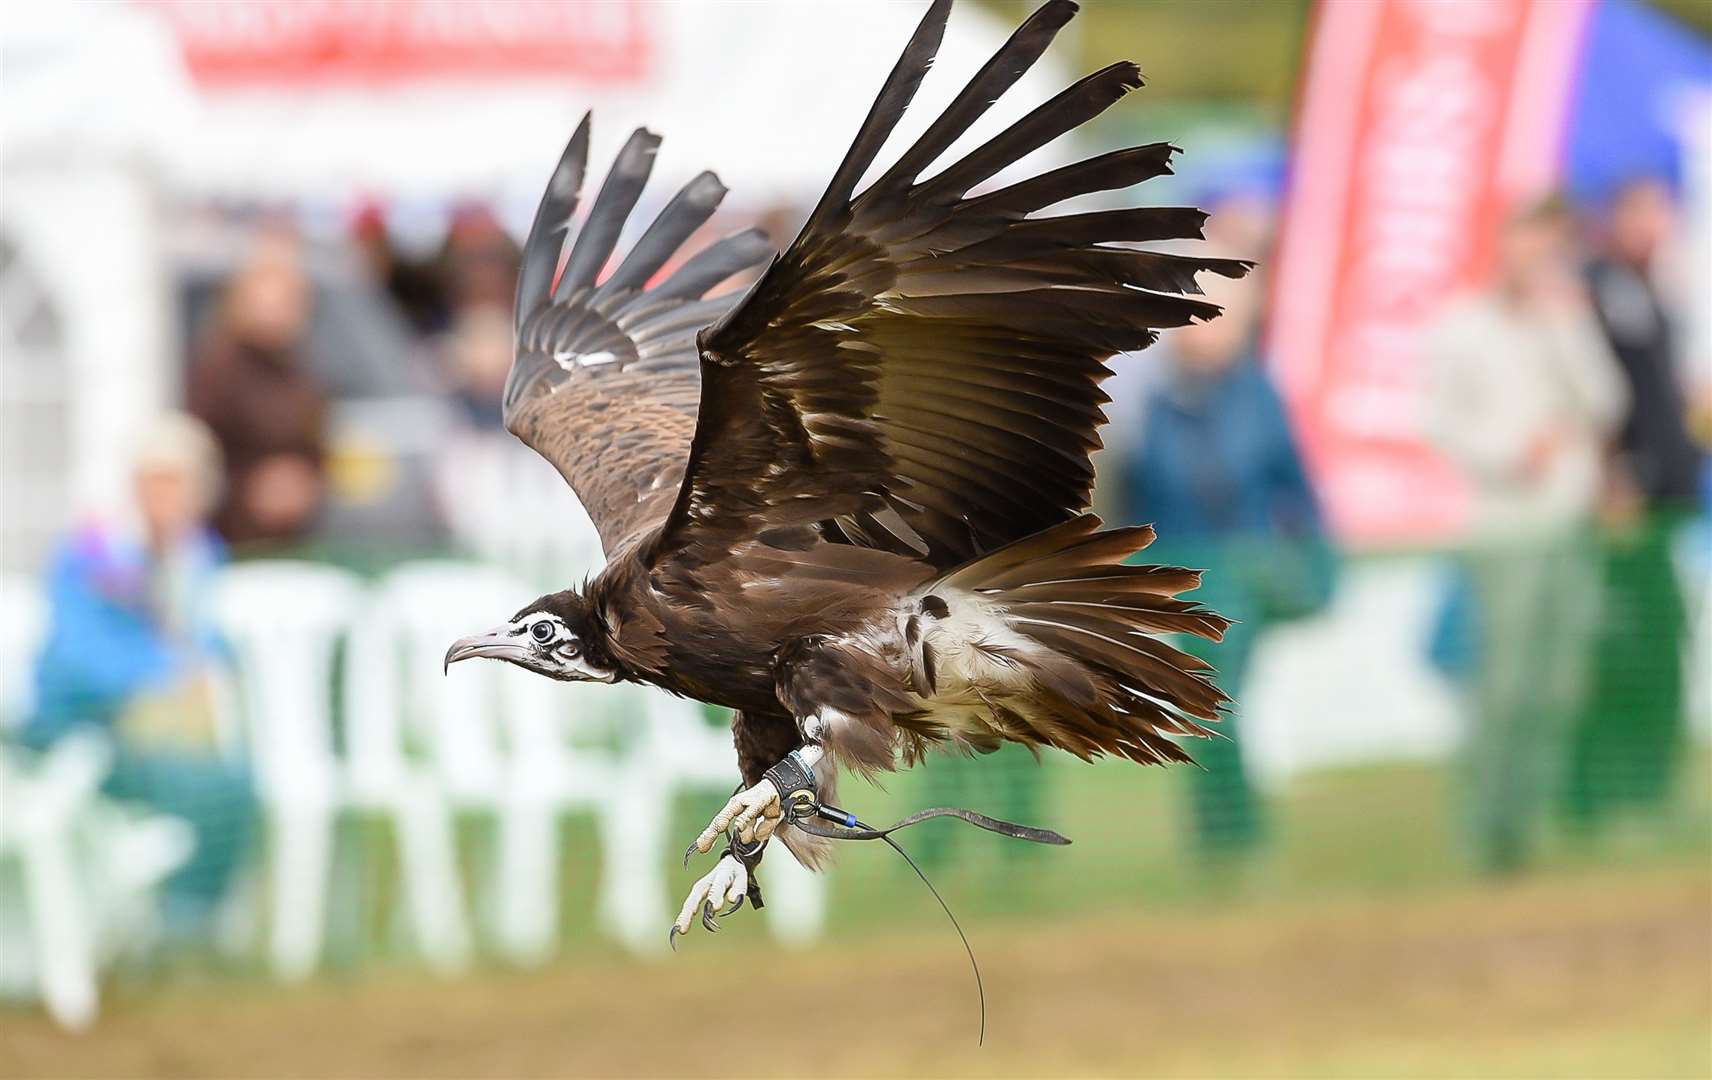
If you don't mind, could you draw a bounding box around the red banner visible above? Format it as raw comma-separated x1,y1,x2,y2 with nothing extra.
1268,0,1594,546
140,0,649,87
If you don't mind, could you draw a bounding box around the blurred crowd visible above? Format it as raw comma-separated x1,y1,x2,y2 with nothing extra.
5,164,1707,965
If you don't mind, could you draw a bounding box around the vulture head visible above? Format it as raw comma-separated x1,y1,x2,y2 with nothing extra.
444,589,616,683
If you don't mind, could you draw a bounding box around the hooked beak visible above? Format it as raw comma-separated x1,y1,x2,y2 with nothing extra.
444,626,529,674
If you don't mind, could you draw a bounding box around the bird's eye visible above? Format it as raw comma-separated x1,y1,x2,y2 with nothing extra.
530,621,556,644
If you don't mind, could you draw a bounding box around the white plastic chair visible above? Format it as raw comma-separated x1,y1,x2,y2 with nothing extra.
357,560,566,964
0,575,196,1027
434,432,604,589
209,560,457,980
0,734,194,1030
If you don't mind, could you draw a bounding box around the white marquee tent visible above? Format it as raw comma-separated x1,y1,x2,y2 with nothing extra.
1,1,1080,529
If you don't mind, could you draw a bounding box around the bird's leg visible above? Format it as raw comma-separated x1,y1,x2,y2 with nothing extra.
673,720,828,944
687,743,820,857
671,805,774,946
690,717,826,858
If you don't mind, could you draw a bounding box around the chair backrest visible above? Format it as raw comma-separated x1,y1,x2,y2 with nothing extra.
0,571,47,730
360,560,568,805
433,433,605,589
210,562,364,793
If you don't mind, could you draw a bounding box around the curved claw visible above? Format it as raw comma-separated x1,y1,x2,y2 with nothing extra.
683,842,701,870
700,900,720,934
668,925,682,953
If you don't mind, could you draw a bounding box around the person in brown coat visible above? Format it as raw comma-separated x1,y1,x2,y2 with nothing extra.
187,232,328,547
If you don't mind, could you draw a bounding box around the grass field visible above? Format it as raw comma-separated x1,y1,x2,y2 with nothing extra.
3,862,1706,1078
3,755,1708,1078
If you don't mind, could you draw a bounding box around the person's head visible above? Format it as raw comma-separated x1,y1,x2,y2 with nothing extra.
1607,176,1675,268
442,203,520,311
222,229,311,353
132,412,222,549
447,303,515,420
1170,264,1259,377
349,200,394,281
1202,191,1276,258
1495,196,1576,299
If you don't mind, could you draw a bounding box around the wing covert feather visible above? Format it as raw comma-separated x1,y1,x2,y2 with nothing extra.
503,118,771,555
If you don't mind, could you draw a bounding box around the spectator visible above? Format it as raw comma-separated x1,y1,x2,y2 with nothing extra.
1424,197,1628,874
351,200,455,340
1118,264,1333,859
187,231,329,548
1564,177,1704,827
21,413,255,937
443,303,514,429
438,203,521,318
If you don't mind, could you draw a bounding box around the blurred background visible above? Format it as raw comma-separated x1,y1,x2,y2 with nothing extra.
1,1,1708,1076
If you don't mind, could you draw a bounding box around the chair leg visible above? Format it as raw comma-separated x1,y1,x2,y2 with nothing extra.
267,795,335,982
18,820,99,1030
596,769,668,954
394,779,472,973
494,796,559,965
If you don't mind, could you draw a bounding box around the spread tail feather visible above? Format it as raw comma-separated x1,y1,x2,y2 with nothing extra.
940,513,1230,766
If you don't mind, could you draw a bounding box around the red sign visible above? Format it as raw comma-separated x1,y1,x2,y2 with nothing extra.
140,0,649,87
1268,0,1593,546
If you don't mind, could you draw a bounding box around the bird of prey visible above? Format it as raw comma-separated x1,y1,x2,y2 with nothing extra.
445,0,1246,942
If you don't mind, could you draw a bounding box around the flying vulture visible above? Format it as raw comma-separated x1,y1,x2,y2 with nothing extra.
445,0,1247,942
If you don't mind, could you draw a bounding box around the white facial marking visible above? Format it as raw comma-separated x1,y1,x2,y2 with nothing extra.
512,612,615,681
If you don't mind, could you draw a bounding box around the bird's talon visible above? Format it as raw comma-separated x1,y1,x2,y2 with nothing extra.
689,781,780,861
671,853,748,944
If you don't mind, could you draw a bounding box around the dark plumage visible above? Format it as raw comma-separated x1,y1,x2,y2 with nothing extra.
447,0,1244,915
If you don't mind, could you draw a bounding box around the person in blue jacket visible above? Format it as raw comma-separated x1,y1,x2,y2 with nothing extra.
21,413,255,937
1116,267,1334,857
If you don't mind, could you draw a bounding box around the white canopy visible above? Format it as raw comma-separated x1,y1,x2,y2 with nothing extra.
8,2,1080,215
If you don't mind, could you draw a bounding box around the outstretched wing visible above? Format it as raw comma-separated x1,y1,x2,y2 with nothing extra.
655,0,1248,568
504,115,772,556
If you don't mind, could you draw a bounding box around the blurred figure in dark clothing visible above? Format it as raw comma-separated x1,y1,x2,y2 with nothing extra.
1588,179,1701,504
1565,178,1704,828
1120,267,1333,857
187,232,328,548
351,201,455,339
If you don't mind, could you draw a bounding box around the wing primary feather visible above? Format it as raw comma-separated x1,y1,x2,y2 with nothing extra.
964,142,1177,216
916,60,1144,205
804,0,951,233
655,227,773,300
870,0,1077,198
556,127,662,301
514,111,591,331
997,205,1210,246
596,171,728,298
